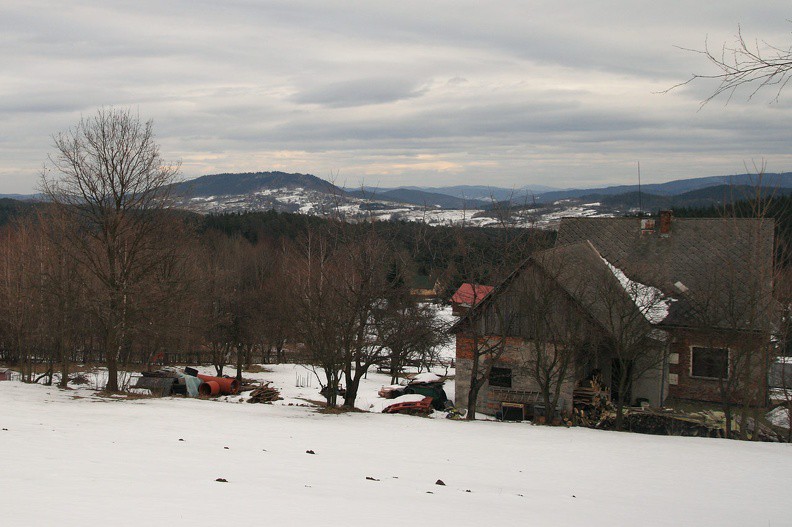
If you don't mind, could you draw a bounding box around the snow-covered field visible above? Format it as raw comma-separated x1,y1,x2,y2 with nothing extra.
1,364,791,526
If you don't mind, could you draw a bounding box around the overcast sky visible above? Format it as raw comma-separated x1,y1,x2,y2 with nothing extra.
1,1,791,193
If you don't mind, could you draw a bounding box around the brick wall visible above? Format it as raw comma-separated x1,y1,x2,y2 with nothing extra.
667,328,768,404
454,334,575,416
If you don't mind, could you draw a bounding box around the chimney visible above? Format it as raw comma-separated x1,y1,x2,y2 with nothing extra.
659,210,672,236
640,218,655,235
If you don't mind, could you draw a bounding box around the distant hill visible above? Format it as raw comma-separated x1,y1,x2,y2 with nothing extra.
171,171,345,198
347,188,488,209
0,193,41,201
587,184,792,211
12,169,787,221
398,184,560,202
535,172,792,202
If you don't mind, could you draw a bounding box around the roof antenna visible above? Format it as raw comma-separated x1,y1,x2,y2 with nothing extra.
637,161,643,215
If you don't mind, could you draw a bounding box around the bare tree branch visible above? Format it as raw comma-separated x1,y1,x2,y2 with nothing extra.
664,24,792,106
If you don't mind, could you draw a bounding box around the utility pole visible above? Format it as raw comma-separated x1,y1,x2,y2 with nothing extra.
637,161,643,215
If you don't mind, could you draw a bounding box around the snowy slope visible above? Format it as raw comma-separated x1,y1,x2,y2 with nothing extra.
1,377,791,526
174,186,611,229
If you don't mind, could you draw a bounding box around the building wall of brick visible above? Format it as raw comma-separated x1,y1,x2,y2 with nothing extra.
667,328,768,404
454,335,575,416
455,332,670,413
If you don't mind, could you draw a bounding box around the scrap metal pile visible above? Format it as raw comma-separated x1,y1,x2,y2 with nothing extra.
379,372,450,415
133,368,240,398
382,395,434,415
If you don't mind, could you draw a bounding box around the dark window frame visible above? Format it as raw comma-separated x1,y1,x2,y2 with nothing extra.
690,346,730,380
489,366,513,388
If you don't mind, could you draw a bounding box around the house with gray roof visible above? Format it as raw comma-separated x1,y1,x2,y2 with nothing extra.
453,211,776,418
558,212,776,404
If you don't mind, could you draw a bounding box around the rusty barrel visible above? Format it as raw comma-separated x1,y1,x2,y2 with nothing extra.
199,380,221,396
197,374,240,395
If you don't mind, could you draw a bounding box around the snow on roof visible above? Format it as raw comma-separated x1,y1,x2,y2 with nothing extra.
451,283,493,306
601,257,673,324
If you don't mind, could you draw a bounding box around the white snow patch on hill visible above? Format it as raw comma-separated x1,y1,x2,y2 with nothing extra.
175,186,611,229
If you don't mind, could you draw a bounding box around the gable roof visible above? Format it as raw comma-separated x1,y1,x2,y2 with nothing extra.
451,283,494,307
556,216,776,330
530,241,659,337
451,241,657,339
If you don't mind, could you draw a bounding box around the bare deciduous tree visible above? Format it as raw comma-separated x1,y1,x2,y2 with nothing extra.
592,260,669,430
41,108,180,392
379,301,449,385
285,228,347,407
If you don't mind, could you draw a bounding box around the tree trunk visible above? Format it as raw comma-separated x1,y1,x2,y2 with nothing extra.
58,337,69,389
465,348,482,420
614,399,625,430
324,367,340,407
343,368,366,409
540,384,553,425
106,352,119,392
45,355,54,386
235,343,244,383
389,352,402,385
276,342,285,364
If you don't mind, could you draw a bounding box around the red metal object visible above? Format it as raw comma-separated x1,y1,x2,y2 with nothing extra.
199,381,221,396
197,374,240,395
382,396,434,415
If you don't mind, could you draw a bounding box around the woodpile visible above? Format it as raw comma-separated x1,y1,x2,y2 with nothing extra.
572,386,606,407
599,408,724,437
573,379,611,425
575,396,785,441
247,384,282,404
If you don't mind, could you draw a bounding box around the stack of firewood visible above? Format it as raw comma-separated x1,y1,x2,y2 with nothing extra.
247,384,282,403
573,379,612,427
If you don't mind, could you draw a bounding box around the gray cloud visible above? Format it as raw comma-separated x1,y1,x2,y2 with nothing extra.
292,78,427,108
0,0,790,193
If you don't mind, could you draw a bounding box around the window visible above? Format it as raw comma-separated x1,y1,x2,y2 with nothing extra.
489,367,512,388
691,347,729,379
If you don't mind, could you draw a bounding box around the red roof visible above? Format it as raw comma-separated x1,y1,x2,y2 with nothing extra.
451,283,493,307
